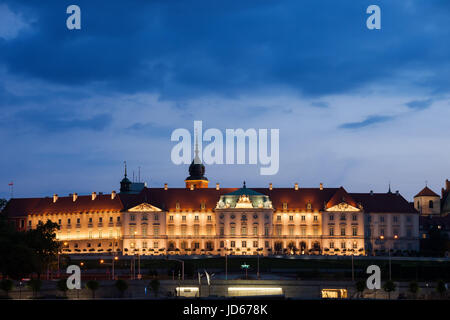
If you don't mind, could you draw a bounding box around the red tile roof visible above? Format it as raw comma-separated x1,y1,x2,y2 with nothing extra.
414,186,439,198
2,186,417,218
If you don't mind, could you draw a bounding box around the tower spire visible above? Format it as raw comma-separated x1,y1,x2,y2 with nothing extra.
124,161,127,177
194,128,201,164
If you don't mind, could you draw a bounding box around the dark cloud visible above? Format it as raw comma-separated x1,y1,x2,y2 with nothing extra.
339,115,394,129
12,109,113,132
406,99,433,110
0,0,449,99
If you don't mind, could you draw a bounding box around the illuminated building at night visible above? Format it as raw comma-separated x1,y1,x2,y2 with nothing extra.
2,156,421,256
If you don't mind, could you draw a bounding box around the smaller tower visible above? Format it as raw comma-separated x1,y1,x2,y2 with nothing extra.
185,132,208,189
120,161,132,193
414,185,440,215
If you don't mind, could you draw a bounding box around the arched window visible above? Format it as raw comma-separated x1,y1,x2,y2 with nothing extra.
429,200,433,209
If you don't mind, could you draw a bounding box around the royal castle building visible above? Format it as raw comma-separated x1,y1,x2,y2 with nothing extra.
2,157,420,256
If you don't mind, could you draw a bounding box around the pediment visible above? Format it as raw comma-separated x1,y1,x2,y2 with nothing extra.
326,202,360,212
128,203,162,212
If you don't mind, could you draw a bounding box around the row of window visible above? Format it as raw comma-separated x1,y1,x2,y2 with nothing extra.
329,241,358,249
366,227,413,237
329,226,358,236
168,215,213,222
329,214,358,221
31,216,121,227
367,215,413,223
57,230,121,239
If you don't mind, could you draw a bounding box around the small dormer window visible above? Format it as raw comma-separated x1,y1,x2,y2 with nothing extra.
306,202,312,210
283,202,288,210
176,201,180,210
201,202,206,210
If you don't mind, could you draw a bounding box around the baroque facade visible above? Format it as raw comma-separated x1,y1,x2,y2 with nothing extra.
2,159,421,256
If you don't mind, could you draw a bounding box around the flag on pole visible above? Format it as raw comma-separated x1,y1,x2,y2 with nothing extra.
198,272,202,285
8,182,13,186
204,270,210,286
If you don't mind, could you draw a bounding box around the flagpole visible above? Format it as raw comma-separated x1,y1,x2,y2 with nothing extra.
9,182,14,199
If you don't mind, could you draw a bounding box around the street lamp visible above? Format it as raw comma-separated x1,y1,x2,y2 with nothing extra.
168,258,184,281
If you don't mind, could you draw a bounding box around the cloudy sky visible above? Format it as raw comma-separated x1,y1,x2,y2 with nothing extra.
0,0,449,200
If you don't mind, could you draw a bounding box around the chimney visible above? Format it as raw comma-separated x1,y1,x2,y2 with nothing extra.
73,193,78,202
319,183,324,190
91,192,97,200
395,190,399,196
164,183,168,190
294,183,299,191
216,183,220,190
53,194,58,203
269,183,273,190
446,179,450,191
111,191,116,200
370,190,374,195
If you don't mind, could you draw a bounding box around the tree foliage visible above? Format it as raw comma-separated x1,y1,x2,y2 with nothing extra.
408,281,420,297
149,279,160,297
86,280,100,299
436,280,447,297
56,279,68,295
0,279,14,297
355,280,365,298
0,199,7,212
27,279,42,298
115,279,128,297
383,280,396,299
0,215,38,279
25,220,61,277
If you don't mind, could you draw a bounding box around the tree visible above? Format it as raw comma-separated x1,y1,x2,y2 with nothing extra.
56,279,68,297
25,220,61,279
355,280,365,298
27,279,42,298
86,280,100,299
0,215,38,279
0,279,14,298
436,280,447,298
115,279,128,298
149,279,160,297
408,281,420,299
382,280,396,300
0,199,7,212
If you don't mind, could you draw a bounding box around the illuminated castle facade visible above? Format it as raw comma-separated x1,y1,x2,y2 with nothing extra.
3,158,420,256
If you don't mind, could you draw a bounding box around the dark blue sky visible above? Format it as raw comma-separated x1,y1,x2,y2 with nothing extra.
0,0,449,200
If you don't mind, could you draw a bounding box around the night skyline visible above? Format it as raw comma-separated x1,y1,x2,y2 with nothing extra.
1,0,450,200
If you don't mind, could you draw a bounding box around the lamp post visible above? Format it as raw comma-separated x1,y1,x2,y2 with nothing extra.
225,248,228,281
389,234,399,281
351,253,354,282
257,250,260,279
168,258,184,281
